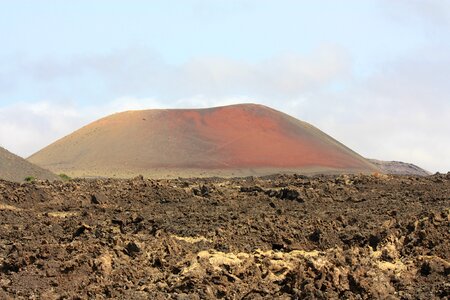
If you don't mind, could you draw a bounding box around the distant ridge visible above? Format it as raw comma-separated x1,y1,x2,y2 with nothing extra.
0,146,58,182
368,159,431,176
28,104,379,178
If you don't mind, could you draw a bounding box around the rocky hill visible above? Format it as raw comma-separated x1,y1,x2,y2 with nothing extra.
368,159,431,176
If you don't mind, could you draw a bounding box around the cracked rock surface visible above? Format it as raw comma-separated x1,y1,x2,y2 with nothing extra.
0,173,449,299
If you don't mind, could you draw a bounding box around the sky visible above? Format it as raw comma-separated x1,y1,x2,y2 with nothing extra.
0,0,449,172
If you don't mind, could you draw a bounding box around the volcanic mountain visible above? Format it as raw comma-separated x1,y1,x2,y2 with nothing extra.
28,104,378,178
368,159,431,176
0,146,58,182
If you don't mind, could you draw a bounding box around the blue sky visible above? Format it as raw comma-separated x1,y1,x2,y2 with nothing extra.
1,0,449,172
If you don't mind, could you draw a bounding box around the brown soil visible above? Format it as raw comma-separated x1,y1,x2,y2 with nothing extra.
0,147,58,183
28,104,377,177
0,173,449,299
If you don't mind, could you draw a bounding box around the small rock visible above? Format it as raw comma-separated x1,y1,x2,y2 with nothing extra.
200,185,210,197
156,281,168,290
421,257,450,276
134,175,144,181
124,241,141,257
91,193,108,204
0,278,11,287
72,224,92,239
94,253,112,275
240,186,263,193
309,229,321,243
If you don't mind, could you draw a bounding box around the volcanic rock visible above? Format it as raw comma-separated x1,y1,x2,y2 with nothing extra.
368,159,431,176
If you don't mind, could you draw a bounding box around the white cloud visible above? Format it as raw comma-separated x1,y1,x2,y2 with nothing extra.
0,99,156,157
316,112,450,174
17,44,351,100
0,101,85,157
300,50,450,173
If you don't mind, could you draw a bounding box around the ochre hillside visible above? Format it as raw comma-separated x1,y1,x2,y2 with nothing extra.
0,146,58,182
28,104,378,178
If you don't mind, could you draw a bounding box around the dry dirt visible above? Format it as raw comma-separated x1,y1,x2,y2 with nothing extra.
28,104,377,177
0,147,58,183
0,173,449,299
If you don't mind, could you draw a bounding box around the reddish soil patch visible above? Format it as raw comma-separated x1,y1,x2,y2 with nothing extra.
28,104,377,177
0,173,449,298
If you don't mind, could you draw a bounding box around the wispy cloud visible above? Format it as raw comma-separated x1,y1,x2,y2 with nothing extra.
307,48,450,173
14,44,351,100
0,101,82,158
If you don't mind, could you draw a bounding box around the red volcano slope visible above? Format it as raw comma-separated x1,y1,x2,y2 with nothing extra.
28,104,378,178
